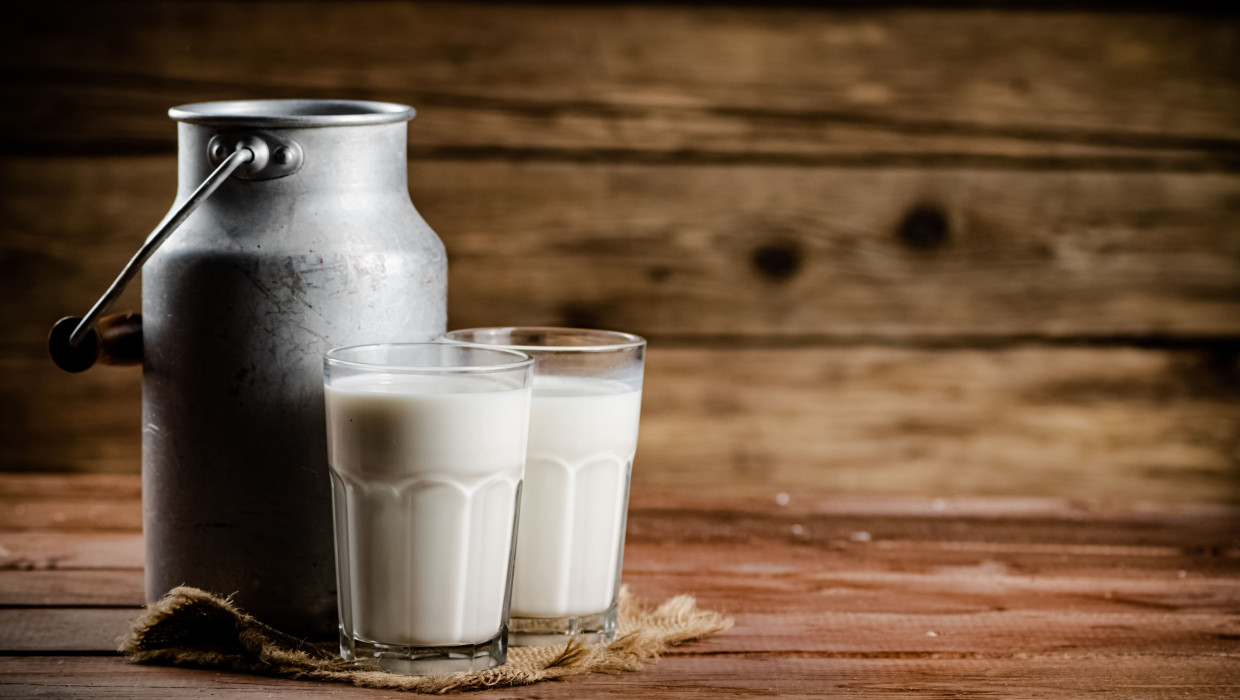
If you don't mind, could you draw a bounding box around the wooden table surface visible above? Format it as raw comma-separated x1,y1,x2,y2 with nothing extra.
1,474,1238,698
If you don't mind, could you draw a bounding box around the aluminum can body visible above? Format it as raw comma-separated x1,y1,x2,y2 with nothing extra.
142,106,446,637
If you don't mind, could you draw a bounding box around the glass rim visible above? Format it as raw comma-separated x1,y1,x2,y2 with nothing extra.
324,342,534,375
443,327,646,353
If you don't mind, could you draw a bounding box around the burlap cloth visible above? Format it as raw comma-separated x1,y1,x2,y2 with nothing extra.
118,586,732,693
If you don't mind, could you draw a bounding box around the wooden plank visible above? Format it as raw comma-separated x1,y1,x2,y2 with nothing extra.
0,498,140,531
0,474,139,499
1,3,1237,168
436,165,1240,341
2,604,1235,656
628,492,1240,518
3,544,1236,613
0,570,143,606
9,474,1238,521
4,543,1233,617
0,361,141,475
4,158,1239,348
0,655,1237,699
0,608,135,652
0,483,1233,609
13,344,1234,501
623,564,1240,616
5,158,1240,484
627,538,1240,584
633,346,1240,503
2,476,1236,549
0,490,1235,583
623,503,1240,552
0,532,142,570
688,610,1240,657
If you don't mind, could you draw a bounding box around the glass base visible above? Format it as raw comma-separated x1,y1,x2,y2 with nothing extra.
508,602,618,647
340,627,507,675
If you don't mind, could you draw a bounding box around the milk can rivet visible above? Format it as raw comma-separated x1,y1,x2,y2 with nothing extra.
273,147,293,165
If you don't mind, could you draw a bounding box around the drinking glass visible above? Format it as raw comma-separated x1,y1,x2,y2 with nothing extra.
323,343,534,673
444,328,645,646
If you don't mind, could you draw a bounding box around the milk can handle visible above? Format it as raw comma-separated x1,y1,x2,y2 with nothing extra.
48,148,255,372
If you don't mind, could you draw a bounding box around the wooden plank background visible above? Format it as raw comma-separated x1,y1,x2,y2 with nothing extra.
1,2,1238,502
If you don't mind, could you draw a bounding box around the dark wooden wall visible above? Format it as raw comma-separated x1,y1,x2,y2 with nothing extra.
2,2,1238,502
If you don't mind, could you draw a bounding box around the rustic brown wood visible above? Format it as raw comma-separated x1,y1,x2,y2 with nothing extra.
0,356,142,475
0,497,141,531
439,168,1240,340
636,346,1240,503
0,474,1236,696
0,656,1237,699
5,475,1237,548
2,477,1236,581
0,607,135,653
5,158,1240,348
5,344,1237,502
0,531,143,570
2,3,1237,169
0,570,143,606
0,474,140,499
4,604,1238,657
4,539,1238,612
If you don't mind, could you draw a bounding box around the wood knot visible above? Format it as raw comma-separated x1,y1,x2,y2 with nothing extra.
648,266,672,283
751,241,802,282
1180,345,1240,398
559,302,604,329
898,206,950,251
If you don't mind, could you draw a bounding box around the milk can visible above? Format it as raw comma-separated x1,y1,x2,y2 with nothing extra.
48,100,448,638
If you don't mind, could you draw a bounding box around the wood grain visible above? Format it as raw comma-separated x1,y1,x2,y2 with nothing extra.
4,535,1238,611
0,532,143,570
7,345,1236,501
0,475,1235,696
0,496,141,531
0,570,143,606
6,158,1239,349
1,3,1237,170
637,346,1240,502
436,165,1240,340
0,608,135,652
0,656,1236,699
4,605,1237,657
6,153,1240,501
0,474,139,499
6,558,1239,614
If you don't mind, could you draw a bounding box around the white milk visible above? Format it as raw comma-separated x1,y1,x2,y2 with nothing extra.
326,373,529,646
510,376,642,618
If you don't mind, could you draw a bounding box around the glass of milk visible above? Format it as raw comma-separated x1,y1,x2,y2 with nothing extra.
323,343,534,673
443,328,645,646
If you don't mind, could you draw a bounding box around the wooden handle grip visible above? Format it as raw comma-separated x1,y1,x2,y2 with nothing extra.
49,312,143,373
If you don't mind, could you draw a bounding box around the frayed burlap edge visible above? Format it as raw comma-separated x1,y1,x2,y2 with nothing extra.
118,585,732,693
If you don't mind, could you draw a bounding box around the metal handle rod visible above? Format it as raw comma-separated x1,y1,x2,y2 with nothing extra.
68,148,255,348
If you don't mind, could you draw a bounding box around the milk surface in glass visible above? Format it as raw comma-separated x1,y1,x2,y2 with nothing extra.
326,372,529,647
510,375,642,618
